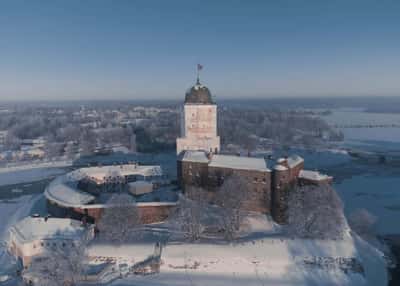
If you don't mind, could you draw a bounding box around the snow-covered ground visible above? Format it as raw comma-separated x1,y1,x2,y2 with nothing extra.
0,195,41,241
85,214,387,286
0,195,42,282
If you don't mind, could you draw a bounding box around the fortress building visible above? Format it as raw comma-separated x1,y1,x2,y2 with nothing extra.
176,69,333,224
176,76,220,155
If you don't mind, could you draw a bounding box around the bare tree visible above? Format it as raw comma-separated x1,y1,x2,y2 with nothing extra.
130,133,137,152
3,132,20,151
348,208,377,239
64,142,78,160
44,141,63,160
79,129,96,156
287,184,346,239
214,175,249,241
174,186,207,241
97,193,141,244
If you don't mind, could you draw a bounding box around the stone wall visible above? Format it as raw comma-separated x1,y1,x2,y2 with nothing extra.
179,159,272,214
289,162,304,182
208,166,272,214
177,160,209,190
47,199,176,225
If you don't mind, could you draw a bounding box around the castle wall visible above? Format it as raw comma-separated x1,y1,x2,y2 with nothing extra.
178,159,272,214
288,162,304,182
47,199,175,225
177,160,209,190
208,166,272,213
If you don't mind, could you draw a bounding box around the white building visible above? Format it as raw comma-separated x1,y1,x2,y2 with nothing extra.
176,78,220,154
9,217,90,267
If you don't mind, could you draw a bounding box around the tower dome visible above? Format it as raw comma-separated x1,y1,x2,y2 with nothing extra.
184,79,214,104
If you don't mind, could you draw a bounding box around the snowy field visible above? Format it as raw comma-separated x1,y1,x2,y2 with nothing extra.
85,215,387,286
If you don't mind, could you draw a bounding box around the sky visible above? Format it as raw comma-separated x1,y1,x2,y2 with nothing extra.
0,0,399,101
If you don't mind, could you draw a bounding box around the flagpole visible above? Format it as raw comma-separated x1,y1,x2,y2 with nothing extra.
196,65,200,84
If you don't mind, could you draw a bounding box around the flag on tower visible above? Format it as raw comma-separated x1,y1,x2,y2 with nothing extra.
197,64,203,71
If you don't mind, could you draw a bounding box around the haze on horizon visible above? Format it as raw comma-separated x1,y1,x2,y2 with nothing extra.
0,0,399,101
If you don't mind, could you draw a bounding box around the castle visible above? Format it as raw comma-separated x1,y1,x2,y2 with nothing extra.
176,74,332,224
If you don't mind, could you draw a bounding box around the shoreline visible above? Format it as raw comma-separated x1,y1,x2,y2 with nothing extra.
385,235,400,286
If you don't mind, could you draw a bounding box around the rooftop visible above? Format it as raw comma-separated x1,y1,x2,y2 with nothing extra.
179,150,209,163
44,164,177,208
75,164,162,183
274,164,288,171
287,155,304,168
209,154,270,172
10,217,85,244
184,79,214,105
45,176,96,207
299,170,332,181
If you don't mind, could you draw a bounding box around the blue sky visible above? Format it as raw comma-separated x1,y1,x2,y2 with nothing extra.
0,0,399,101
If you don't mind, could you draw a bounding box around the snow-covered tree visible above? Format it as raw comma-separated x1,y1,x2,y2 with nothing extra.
23,230,91,286
79,129,96,156
174,186,207,241
44,141,63,160
97,193,141,244
287,184,346,239
130,133,137,152
214,175,249,241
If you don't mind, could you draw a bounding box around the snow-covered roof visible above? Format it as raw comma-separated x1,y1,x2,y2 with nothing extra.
209,155,270,172
10,217,85,244
78,164,162,181
277,158,286,164
287,155,304,168
299,170,332,181
128,180,153,187
180,150,209,163
274,164,288,171
45,164,166,208
67,164,162,185
44,176,95,207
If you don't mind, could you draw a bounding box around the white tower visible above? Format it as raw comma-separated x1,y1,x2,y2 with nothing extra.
176,75,220,155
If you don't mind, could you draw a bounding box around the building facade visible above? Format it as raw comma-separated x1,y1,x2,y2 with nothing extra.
9,217,90,267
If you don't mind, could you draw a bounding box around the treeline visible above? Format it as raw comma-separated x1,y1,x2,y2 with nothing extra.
0,104,342,158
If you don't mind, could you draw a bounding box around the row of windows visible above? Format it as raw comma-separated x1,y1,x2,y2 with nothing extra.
32,240,75,249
